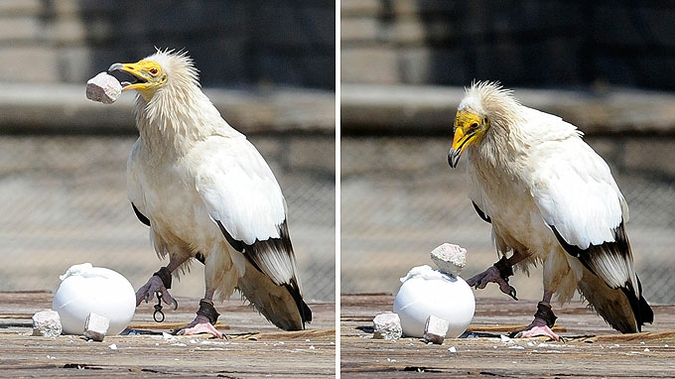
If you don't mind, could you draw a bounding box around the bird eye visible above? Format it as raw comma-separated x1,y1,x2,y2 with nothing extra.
150,68,158,75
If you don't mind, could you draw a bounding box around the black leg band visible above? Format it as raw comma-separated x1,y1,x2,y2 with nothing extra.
153,266,172,290
197,299,220,325
493,256,514,279
493,256,518,300
535,301,557,328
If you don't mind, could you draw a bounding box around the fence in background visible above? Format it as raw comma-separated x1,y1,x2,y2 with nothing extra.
342,136,675,305
0,135,335,302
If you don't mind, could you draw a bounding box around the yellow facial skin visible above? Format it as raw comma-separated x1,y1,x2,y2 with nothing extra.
108,59,167,101
448,110,489,168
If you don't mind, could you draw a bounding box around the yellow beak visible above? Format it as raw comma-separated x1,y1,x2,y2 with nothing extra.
448,111,485,168
107,62,151,92
448,126,467,168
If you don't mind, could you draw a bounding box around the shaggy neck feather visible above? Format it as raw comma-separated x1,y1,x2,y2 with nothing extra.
134,83,237,159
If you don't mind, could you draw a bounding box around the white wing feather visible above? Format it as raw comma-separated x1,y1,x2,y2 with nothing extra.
195,136,287,246
530,136,627,249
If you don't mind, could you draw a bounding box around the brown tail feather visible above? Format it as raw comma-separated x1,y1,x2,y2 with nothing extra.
577,266,653,333
236,259,312,331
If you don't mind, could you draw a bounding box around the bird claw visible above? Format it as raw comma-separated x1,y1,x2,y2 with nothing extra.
136,274,178,311
510,304,562,342
466,265,518,300
505,285,518,301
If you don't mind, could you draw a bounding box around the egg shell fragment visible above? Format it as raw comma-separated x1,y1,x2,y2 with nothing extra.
52,263,136,335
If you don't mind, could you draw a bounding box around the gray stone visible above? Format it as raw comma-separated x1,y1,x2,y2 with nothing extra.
373,312,402,341
423,315,449,344
32,309,62,338
86,72,122,104
430,243,466,277
83,312,109,342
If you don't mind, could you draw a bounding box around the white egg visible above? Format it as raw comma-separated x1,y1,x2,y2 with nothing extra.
393,265,475,338
52,263,136,335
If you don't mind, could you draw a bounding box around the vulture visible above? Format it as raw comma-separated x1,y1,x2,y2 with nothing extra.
109,49,311,337
448,81,653,340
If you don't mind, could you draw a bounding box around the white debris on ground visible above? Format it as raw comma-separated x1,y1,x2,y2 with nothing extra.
32,309,62,338
372,312,402,341
430,243,466,277
161,332,177,342
86,72,122,104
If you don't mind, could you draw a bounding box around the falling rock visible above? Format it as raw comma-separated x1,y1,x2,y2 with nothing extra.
373,312,402,341
32,309,62,338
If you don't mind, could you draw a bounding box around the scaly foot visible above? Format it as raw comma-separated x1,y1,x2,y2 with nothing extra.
513,317,562,342
178,315,224,339
466,265,518,300
135,267,178,310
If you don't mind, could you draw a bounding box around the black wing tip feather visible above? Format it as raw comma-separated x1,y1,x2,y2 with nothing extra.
132,202,151,226
472,201,491,223
217,220,311,326
284,282,313,326
620,278,654,332
550,222,633,274
550,223,654,333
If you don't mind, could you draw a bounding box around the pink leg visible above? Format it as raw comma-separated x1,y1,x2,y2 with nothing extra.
516,317,561,342
178,289,225,339
514,292,562,342
179,315,224,339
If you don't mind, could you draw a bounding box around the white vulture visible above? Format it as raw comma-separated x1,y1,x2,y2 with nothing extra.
108,49,311,337
448,81,653,340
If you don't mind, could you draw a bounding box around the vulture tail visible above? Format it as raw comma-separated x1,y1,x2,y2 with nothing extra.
217,220,312,330
236,258,312,331
553,223,653,333
577,266,653,333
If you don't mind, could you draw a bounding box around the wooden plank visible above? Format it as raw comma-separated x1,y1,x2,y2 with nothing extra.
341,294,675,378
0,291,335,377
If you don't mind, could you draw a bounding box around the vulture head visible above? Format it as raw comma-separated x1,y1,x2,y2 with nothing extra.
107,50,198,102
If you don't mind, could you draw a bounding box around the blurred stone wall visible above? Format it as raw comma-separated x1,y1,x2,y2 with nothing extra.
342,0,675,90
0,0,335,89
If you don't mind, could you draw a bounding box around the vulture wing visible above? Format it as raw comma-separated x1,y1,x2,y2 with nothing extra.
195,136,311,329
530,137,652,331
530,138,633,288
